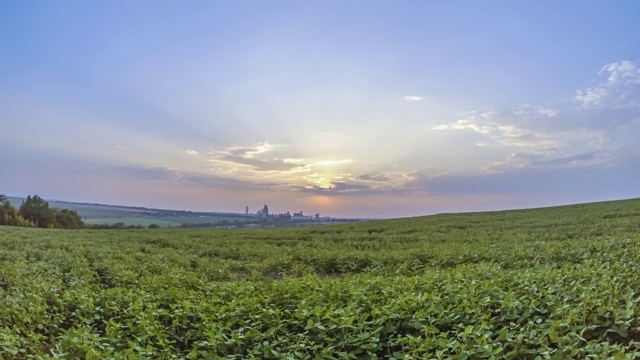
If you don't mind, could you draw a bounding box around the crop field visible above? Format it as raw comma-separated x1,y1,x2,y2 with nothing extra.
1,199,640,359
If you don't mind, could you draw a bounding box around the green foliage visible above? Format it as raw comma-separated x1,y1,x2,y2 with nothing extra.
0,195,28,227
0,194,84,229
53,209,84,229
19,194,54,228
1,198,640,358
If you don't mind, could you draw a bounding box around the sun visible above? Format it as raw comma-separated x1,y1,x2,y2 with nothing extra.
304,172,335,189
306,195,335,211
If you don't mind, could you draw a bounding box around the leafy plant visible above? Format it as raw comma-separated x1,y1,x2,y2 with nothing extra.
1,198,640,358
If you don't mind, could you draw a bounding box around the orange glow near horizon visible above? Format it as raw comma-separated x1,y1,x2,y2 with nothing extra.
310,195,333,206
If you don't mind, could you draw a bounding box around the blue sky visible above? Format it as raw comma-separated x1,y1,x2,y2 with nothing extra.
1,1,639,218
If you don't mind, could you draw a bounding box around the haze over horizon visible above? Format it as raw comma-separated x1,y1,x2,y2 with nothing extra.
2,1,639,218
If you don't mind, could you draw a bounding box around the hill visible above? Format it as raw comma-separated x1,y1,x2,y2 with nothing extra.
5,197,356,228
6,196,252,227
0,198,639,358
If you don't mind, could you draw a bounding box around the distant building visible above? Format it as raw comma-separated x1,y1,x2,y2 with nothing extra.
245,206,249,215
256,204,270,218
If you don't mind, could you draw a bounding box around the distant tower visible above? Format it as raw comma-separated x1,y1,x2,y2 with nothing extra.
245,206,249,215
263,205,269,217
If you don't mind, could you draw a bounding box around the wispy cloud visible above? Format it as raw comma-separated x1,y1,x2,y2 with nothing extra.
212,154,306,172
478,151,606,174
224,142,276,157
356,174,391,182
185,149,199,155
302,181,373,195
433,111,497,134
512,104,558,117
207,142,308,172
431,86,639,175
432,109,561,152
404,95,424,101
576,60,640,108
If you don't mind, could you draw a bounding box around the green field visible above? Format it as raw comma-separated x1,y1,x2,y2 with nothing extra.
81,214,249,228
1,199,640,358
6,198,251,227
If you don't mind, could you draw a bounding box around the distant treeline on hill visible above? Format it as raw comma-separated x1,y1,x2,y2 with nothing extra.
86,223,161,230
0,194,84,229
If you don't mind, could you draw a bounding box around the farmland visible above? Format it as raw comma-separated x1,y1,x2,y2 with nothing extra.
1,198,640,358
6,197,251,228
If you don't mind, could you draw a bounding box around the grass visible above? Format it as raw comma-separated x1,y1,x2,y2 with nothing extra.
0,198,639,358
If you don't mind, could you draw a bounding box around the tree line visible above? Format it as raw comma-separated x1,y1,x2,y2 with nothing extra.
0,194,84,229
86,223,160,229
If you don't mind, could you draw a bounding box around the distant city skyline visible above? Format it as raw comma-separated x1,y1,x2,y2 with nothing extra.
1,1,639,218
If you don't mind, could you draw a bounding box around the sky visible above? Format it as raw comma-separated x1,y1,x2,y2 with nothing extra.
1,1,639,218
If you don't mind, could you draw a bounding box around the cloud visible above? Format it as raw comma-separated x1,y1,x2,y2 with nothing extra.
433,110,561,152
300,181,374,195
283,169,424,196
213,154,306,172
478,151,605,174
434,106,559,139
430,88,640,175
356,174,391,182
433,111,497,134
224,142,275,157
576,60,640,108
512,104,558,117
207,142,308,172
185,149,199,155
404,95,424,101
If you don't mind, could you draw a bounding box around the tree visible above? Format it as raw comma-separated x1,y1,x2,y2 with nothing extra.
1,194,83,229
19,195,55,228
53,209,84,229
0,194,18,226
